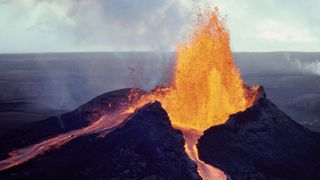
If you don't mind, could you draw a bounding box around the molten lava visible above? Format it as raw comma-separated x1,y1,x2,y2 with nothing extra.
127,9,258,180
128,8,257,131
0,108,132,172
0,8,258,180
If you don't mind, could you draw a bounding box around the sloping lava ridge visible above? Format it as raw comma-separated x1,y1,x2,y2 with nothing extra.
198,87,320,179
1,87,320,179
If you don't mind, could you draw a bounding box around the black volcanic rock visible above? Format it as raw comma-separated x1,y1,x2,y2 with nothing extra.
0,102,200,180
0,88,145,160
198,87,320,180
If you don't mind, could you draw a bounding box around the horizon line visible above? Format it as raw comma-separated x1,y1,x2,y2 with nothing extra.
0,50,320,55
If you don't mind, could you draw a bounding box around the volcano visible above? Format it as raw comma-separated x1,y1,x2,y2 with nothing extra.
198,87,320,179
1,8,320,180
0,90,200,179
1,87,320,179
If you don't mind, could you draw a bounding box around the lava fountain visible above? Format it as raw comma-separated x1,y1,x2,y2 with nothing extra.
129,8,257,130
0,8,257,180
127,8,258,179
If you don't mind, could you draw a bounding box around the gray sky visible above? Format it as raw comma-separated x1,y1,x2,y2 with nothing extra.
0,0,319,53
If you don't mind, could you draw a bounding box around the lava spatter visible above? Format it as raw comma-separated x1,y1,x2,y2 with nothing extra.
126,8,257,180
0,8,258,180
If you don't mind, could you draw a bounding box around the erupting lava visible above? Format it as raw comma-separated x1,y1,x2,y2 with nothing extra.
0,8,257,180
129,8,257,130
127,8,258,179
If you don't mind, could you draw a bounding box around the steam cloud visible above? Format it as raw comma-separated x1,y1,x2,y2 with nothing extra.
1,0,320,52
0,0,197,52
285,53,320,75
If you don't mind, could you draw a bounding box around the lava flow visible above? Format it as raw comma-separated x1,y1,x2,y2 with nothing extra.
126,8,258,180
0,8,257,180
0,107,132,172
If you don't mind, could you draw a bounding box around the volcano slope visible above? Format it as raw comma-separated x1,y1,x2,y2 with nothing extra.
1,87,320,179
0,88,145,161
0,89,200,179
198,87,320,180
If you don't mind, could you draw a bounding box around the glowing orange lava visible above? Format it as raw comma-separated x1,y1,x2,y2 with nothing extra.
128,8,257,130
127,8,258,180
0,8,258,180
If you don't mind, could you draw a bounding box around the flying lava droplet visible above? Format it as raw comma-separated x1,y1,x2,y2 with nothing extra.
0,7,258,180
126,8,258,180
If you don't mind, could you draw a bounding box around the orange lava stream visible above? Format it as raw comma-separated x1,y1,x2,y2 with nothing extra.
126,8,258,180
0,108,131,172
182,129,226,179
0,8,258,180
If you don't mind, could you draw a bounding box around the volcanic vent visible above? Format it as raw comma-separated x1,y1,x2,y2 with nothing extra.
0,8,258,179
2,7,319,180
125,8,258,179
127,8,257,130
